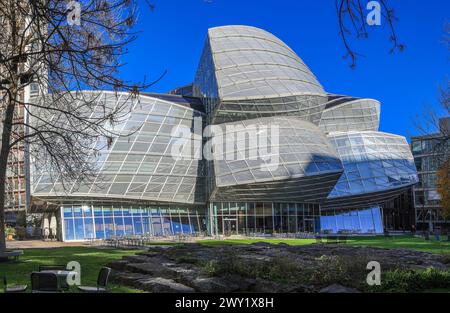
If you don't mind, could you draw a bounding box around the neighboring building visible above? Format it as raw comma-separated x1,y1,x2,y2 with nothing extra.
1,14,45,225
411,117,450,231
28,25,418,241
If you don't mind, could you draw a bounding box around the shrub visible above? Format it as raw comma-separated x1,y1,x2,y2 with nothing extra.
367,268,450,292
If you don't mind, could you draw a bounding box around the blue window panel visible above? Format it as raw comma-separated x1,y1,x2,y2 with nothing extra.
73,207,83,218
124,217,134,235
372,208,384,233
122,208,131,217
142,216,151,234
151,215,164,236
82,206,93,218
352,212,361,230
133,217,143,234
114,216,125,236
103,208,113,217
320,215,337,233
84,218,95,239
64,218,75,241
74,218,85,240
171,223,183,234
63,207,73,218
335,215,345,230
93,208,103,217
104,217,114,238
359,209,374,233
95,217,105,239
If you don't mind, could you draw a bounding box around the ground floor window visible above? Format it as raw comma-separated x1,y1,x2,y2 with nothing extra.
209,202,321,236
320,207,383,234
61,204,207,241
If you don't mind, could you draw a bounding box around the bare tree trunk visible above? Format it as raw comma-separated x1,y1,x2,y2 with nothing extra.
0,96,16,252
55,209,62,241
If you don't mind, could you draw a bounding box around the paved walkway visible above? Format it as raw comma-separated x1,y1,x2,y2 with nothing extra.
6,240,89,249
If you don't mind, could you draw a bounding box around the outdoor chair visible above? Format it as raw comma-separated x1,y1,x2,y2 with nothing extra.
77,267,111,293
39,265,66,272
31,272,60,293
38,265,71,290
3,275,27,293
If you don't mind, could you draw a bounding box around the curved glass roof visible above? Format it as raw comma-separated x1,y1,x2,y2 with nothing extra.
327,131,418,199
209,116,343,202
32,91,206,205
319,98,380,133
207,25,325,100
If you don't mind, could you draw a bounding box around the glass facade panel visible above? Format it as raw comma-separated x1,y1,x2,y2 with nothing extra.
62,204,207,241
319,207,383,234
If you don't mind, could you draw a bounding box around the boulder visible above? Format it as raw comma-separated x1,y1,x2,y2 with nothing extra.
138,277,195,293
190,277,240,293
319,284,361,293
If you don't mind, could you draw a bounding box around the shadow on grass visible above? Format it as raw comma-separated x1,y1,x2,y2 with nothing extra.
0,247,144,293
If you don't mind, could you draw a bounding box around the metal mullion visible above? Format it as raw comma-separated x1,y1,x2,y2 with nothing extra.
159,208,166,236
121,205,126,235
166,208,173,235
100,205,106,239
112,205,117,237
131,206,136,235
71,205,76,241
178,210,183,234
90,204,96,240
187,209,193,234
272,202,275,233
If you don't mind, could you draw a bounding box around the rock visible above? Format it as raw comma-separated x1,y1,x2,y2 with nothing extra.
282,284,316,293
125,262,178,279
111,271,148,288
190,277,240,293
109,242,449,293
138,277,195,293
107,260,129,271
248,278,288,293
319,284,361,293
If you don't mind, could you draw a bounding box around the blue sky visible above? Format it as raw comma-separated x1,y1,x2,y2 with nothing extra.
120,0,449,139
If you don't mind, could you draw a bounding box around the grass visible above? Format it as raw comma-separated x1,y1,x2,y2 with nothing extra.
196,235,450,254
345,236,450,255
0,247,144,293
197,238,316,246
1,235,447,293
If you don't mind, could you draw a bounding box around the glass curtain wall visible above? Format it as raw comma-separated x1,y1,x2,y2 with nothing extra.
320,207,383,234
62,204,207,241
210,202,321,235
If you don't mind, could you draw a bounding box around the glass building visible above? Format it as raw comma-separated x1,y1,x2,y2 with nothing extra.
411,117,450,231
30,25,419,240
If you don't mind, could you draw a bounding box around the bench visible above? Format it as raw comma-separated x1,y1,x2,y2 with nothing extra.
0,250,24,262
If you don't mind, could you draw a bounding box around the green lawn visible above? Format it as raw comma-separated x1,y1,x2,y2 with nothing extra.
197,238,316,246
197,235,450,254
345,236,450,254
0,247,144,293
1,236,448,293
